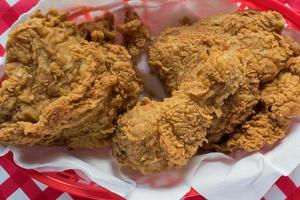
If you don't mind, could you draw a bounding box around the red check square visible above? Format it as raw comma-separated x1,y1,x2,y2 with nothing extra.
21,179,43,199
1,7,19,28
0,1,10,12
12,0,39,15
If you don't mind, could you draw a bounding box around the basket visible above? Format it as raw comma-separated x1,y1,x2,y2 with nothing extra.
2,0,300,199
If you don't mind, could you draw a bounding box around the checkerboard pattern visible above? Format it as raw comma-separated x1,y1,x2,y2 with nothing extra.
0,153,88,200
4,153,300,200
1,0,300,199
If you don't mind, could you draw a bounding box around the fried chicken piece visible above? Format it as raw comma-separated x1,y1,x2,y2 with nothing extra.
218,57,300,152
113,50,245,174
149,11,289,93
206,33,300,143
149,10,298,145
113,11,299,174
0,9,142,148
117,10,150,59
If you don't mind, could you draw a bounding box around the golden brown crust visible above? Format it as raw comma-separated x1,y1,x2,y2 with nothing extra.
0,9,142,148
149,10,298,146
78,12,116,44
217,61,300,152
113,10,300,174
113,50,244,174
117,10,150,59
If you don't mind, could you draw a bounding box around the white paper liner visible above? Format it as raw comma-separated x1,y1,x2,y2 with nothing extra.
0,1,300,200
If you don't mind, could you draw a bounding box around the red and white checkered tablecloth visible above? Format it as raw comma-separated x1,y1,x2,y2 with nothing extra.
1,0,300,199
0,153,89,200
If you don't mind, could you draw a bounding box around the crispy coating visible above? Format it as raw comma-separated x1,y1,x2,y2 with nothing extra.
0,10,142,148
149,10,289,93
113,50,244,174
113,11,300,174
78,12,116,44
218,57,300,152
149,10,298,145
117,10,150,59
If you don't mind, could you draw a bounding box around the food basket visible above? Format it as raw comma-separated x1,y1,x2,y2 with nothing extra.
1,0,300,199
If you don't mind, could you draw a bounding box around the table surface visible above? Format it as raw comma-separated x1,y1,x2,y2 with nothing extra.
1,0,300,199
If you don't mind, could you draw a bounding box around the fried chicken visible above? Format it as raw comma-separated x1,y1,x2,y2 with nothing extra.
113,10,300,174
113,50,244,174
0,9,142,148
149,10,300,147
117,10,150,59
218,57,300,152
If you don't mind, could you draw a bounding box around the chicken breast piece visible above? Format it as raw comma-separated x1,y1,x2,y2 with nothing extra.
0,9,142,148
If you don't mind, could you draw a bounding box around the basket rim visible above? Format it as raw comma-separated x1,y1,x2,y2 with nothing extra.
4,152,124,200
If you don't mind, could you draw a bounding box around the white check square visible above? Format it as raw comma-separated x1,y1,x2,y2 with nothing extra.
0,166,9,185
7,188,30,200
